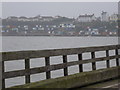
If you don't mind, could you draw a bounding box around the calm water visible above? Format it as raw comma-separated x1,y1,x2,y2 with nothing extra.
2,36,119,87
2,36,118,51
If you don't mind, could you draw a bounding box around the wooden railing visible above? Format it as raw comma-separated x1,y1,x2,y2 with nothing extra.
0,45,120,88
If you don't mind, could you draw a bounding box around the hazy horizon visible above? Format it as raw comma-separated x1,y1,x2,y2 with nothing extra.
2,2,118,18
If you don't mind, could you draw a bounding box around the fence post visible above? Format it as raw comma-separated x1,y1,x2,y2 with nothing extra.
0,60,5,89
106,50,110,68
78,54,83,72
91,52,96,70
25,58,30,84
45,57,51,79
0,57,2,89
115,49,119,66
63,55,68,76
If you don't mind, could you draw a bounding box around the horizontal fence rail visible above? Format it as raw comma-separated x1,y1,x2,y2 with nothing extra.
0,45,120,88
2,45,120,61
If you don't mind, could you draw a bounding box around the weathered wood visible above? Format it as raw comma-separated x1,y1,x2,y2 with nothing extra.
1,45,120,88
25,58,30,84
0,61,5,89
45,57,51,79
91,52,96,70
115,49,119,66
2,61,5,88
106,50,110,68
0,60,2,89
1,45,120,61
3,55,120,79
10,66,120,88
78,54,83,72
63,55,68,76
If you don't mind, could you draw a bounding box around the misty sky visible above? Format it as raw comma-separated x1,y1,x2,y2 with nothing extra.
2,2,118,18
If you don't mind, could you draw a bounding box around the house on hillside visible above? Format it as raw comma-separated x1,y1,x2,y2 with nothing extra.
41,16,54,22
109,14,118,22
76,14,96,22
18,16,28,21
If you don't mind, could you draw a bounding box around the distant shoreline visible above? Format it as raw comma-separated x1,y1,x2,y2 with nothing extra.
1,35,118,37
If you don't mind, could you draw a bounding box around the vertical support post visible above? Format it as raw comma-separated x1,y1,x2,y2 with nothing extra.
0,61,5,89
0,60,2,89
78,54,83,72
106,50,110,68
91,52,96,70
45,57,51,79
25,58,30,84
63,55,68,76
115,49,119,66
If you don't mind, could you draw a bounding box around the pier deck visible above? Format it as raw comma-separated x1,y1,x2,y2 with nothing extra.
76,78,120,89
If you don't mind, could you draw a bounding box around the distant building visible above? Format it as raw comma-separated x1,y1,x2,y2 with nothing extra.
28,17,39,22
109,14,118,22
77,14,96,22
54,15,62,19
59,21,75,28
18,16,28,21
41,16,54,22
101,11,109,22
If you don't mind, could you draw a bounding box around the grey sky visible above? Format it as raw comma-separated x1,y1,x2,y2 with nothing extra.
2,2,118,18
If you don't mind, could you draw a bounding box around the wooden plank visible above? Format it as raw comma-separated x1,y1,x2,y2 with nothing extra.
91,52,96,70
0,61,5,89
25,58,30,84
63,55,68,76
3,55,120,79
10,66,120,88
2,61,5,88
0,60,2,89
45,57,51,79
1,45,120,61
106,50,110,68
78,54,83,72
115,49,119,66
